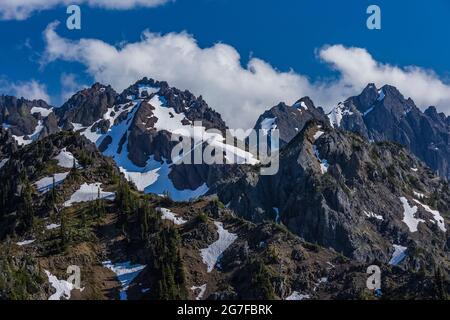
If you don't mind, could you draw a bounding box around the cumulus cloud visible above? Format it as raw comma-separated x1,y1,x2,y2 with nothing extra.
60,73,87,103
319,45,450,112
0,79,51,103
0,0,170,20
42,22,450,128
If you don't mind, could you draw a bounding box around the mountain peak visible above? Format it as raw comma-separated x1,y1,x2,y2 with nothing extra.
293,96,315,110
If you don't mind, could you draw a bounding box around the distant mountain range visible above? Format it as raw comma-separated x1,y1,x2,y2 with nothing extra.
0,78,449,300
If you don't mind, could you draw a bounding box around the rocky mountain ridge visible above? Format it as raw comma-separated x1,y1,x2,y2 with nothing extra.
1,79,449,300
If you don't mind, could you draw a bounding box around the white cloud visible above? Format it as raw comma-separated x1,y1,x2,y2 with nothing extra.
42,23,450,128
60,73,87,104
1,79,51,103
0,0,170,20
319,45,450,112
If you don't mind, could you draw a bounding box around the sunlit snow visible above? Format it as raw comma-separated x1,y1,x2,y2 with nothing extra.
63,183,115,207
34,172,70,193
44,270,82,300
157,207,187,225
413,199,446,232
285,292,310,300
16,239,35,246
30,107,53,117
11,120,44,146
54,148,79,169
399,197,424,233
312,145,329,174
200,221,237,273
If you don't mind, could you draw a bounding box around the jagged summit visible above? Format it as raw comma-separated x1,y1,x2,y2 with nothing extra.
0,80,449,300
326,83,450,179
253,96,328,146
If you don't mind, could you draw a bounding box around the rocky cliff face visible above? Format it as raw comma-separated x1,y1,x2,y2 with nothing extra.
1,79,450,299
0,131,448,300
254,97,328,146
55,83,118,129
211,120,450,273
328,84,450,180
0,95,58,145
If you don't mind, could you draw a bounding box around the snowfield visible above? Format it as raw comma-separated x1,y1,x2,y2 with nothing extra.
313,126,324,140
102,261,146,300
16,239,35,246
44,270,82,300
389,245,407,266
98,98,211,202
11,120,44,146
157,207,187,225
328,103,353,127
63,183,115,207
46,223,61,230
413,199,446,232
54,148,79,169
200,221,238,273
66,92,258,202
34,172,70,193
312,145,329,174
399,197,424,233
285,291,310,300
30,106,53,117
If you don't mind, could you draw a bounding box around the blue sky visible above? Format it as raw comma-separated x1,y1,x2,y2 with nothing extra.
0,0,449,127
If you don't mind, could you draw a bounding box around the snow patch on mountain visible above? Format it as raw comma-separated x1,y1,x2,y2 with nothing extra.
413,199,446,232
312,145,329,174
150,95,258,165
328,103,353,127
63,183,115,207
54,148,79,169
157,207,187,225
200,221,238,273
46,223,60,230
11,120,44,146
364,210,383,220
399,197,424,233
285,292,310,300
31,106,52,117
16,239,35,246
313,126,324,141
34,172,70,193
45,270,77,300
389,245,407,266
